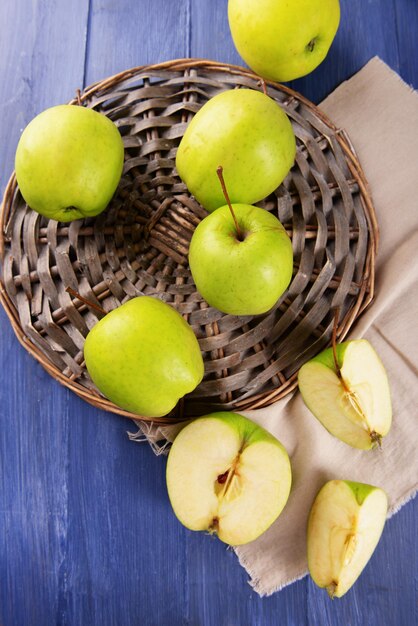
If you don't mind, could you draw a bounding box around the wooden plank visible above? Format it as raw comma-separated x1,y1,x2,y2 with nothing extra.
61,409,194,624
0,324,71,626
394,0,418,87
186,530,310,626
190,0,242,66
0,0,89,195
0,1,88,625
61,3,194,625
83,0,191,86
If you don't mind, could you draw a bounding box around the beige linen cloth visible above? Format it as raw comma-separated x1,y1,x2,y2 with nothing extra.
133,57,418,596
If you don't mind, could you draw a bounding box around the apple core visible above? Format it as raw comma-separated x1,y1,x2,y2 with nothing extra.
166,412,292,545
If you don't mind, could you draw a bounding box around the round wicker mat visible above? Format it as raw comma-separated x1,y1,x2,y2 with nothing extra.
0,59,378,424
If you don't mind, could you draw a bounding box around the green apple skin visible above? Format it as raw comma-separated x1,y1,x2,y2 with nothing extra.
176,89,296,212
166,412,292,545
15,104,124,222
307,479,388,598
188,203,293,315
84,296,204,417
298,339,392,450
228,0,341,82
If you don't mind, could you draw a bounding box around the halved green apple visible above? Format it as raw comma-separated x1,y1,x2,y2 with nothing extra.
307,479,388,598
298,339,392,449
166,412,292,545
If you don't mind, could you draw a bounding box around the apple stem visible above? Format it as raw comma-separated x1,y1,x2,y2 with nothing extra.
216,166,244,241
209,517,219,535
332,309,370,423
370,431,382,448
331,307,345,382
76,88,82,106
218,466,236,501
327,582,338,599
66,286,107,315
332,310,373,432
217,451,242,502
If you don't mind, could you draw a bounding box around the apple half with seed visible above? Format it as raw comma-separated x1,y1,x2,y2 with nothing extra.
298,339,392,450
308,479,388,598
166,412,292,545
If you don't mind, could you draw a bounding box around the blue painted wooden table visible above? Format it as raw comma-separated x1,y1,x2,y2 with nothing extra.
1,1,417,624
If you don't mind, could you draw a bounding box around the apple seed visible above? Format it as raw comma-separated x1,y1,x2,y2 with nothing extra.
217,471,229,484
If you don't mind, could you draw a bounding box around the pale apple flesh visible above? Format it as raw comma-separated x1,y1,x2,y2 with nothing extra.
308,480,388,598
298,340,392,449
166,413,292,545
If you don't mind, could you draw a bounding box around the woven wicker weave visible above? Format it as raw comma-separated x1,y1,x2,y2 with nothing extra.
0,59,378,424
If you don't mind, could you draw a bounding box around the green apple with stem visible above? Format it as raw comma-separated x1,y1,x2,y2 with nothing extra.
298,333,392,450
166,412,292,545
15,104,124,222
188,166,293,315
307,479,388,598
176,88,296,212
228,0,341,82
83,295,204,417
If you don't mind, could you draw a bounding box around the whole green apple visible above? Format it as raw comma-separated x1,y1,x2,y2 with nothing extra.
176,88,296,212
84,296,204,417
15,104,124,222
308,480,388,598
166,412,292,545
298,339,392,449
189,201,293,315
228,0,341,82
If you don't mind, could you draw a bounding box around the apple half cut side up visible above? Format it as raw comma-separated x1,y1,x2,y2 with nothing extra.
307,480,388,598
298,340,392,450
166,413,292,546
